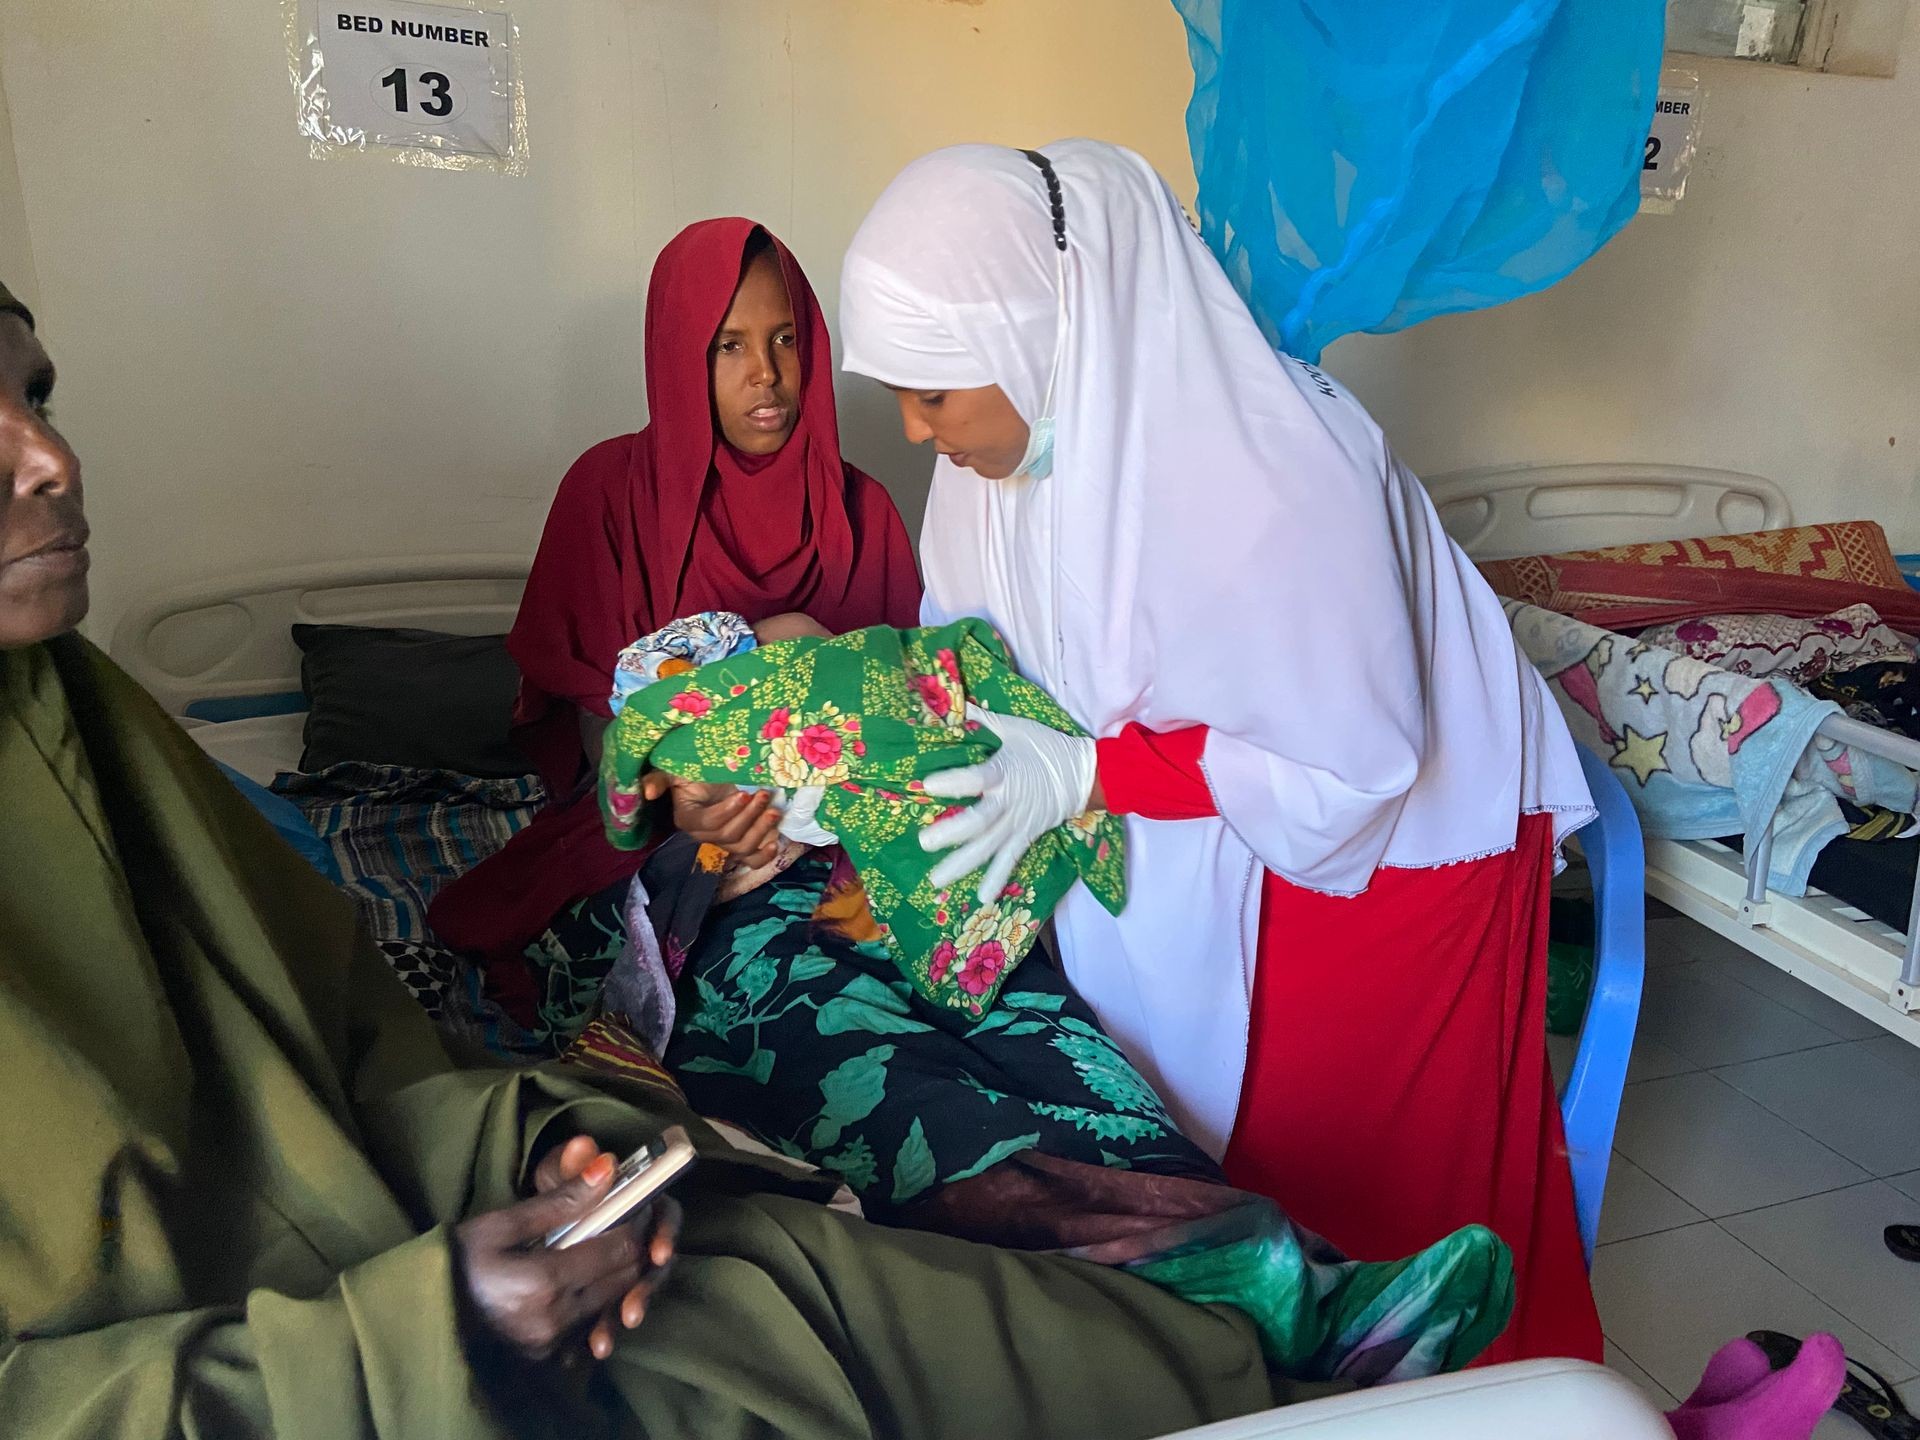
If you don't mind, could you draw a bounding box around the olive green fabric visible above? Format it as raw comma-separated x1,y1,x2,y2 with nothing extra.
0,635,1283,1439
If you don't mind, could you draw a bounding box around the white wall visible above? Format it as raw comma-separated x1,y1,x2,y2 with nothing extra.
0,64,40,320
1335,23,1920,548
1,0,1915,644
0,0,1197,639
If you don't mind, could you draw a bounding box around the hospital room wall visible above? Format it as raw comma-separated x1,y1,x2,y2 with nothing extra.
0,70,38,319
0,2,1915,645
1334,21,1920,553
0,0,1199,641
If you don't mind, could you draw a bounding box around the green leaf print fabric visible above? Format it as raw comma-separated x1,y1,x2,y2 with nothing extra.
601,619,1126,1015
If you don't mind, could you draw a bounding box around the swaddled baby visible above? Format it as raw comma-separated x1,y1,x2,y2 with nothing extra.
601,614,1127,1016
610,610,839,851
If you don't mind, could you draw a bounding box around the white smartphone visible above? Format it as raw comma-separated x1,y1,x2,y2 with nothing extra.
544,1126,695,1250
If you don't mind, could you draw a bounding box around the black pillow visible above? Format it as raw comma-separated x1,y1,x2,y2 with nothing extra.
293,624,526,778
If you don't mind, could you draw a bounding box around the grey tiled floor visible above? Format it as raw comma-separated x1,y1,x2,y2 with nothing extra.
1581,910,1920,1434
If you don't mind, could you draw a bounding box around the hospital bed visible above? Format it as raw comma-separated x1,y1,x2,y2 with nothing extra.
109,557,1672,1436
1430,463,1920,1050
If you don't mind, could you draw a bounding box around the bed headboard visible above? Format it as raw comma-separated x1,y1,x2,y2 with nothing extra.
110,556,530,717
1425,463,1793,561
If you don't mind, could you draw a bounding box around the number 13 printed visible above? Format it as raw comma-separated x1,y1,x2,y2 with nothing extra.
380,67,455,118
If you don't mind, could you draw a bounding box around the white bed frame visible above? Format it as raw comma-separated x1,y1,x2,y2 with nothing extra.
1430,463,1920,1046
109,556,529,717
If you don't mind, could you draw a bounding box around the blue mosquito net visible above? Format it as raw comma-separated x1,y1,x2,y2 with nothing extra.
1171,0,1666,362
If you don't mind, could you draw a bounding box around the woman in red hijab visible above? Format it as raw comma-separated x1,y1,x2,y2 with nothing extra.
429,220,921,976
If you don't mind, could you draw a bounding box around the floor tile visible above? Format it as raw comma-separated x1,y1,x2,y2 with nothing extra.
1605,1340,1678,1409
1719,1043,1920,1177
1645,917,1707,970
1592,1222,1911,1400
1859,1035,1920,1085
1647,897,1682,922
1600,1153,1707,1245
1724,1182,1920,1377
1647,917,1763,967
1891,1170,1920,1204
1613,1073,1867,1217
1627,1033,1700,1084
1637,961,1847,1069
1702,951,1887,1042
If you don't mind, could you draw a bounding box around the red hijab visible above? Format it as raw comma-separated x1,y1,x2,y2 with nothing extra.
432,219,921,964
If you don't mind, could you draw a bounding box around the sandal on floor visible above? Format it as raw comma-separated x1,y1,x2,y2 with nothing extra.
1888,1225,1920,1263
1747,1330,1920,1439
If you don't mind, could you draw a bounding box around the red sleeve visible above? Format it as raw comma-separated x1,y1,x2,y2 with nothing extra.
1097,724,1219,821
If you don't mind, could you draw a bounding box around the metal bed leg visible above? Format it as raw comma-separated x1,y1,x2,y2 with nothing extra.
1903,869,1920,991
1742,825,1775,922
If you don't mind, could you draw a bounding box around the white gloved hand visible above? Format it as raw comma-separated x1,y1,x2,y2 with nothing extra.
919,704,1098,905
777,786,839,848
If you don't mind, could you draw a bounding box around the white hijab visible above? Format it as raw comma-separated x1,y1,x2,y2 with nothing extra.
841,141,1592,1156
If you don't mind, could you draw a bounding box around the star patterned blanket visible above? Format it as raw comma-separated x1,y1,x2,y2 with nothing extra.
1506,601,1919,893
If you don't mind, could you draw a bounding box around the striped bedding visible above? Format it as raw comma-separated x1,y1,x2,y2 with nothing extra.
272,763,544,1029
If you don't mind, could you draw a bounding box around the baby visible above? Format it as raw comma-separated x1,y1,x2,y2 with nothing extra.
609,610,831,711
609,610,838,858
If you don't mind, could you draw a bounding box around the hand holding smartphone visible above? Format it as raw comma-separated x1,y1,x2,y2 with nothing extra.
545,1125,695,1250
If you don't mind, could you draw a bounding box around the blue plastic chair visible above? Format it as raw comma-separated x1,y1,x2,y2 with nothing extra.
1558,745,1647,1266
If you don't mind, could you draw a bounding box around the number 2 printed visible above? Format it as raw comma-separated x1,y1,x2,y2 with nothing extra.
1644,136,1663,171
380,67,454,119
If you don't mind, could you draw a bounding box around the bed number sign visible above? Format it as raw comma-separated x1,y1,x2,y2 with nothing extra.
307,0,516,160
1641,70,1704,213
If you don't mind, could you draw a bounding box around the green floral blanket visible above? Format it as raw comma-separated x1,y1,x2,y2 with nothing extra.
600,619,1126,1014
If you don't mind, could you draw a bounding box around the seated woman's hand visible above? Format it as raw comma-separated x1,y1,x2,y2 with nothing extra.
455,1136,682,1363
641,772,783,867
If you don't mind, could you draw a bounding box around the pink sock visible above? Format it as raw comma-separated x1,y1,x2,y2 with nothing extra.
1666,1333,1846,1440
1682,1338,1775,1407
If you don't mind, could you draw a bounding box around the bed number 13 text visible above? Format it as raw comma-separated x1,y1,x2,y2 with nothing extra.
376,66,461,122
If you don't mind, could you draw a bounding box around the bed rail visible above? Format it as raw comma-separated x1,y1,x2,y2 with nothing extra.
1742,712,1920,999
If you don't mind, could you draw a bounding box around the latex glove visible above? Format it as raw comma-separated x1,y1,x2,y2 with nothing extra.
778,786,838,847
920,704,1097,905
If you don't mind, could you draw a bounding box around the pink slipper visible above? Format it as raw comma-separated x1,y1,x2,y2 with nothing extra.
1666,1332,1846,1440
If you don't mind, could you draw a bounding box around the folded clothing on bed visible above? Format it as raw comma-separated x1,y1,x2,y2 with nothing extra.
599,618,1126,1015
1636,604,1915,687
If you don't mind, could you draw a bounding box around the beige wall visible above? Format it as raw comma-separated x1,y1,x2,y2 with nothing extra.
1336,21,1920,547
0,0,1197,639
0,64,40,320
0,0,1914,643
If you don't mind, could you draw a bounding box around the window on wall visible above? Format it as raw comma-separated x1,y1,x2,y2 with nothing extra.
1666,0,1909,76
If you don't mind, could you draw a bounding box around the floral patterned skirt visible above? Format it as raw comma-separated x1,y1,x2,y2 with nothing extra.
662,852,1220,1219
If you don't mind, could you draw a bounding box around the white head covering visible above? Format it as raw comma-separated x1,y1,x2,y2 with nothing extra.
842,141,1592,1155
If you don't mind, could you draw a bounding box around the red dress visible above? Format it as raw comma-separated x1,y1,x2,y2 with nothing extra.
1098,723,1603,1365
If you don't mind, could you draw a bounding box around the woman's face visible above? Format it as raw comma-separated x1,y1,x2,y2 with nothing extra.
891,385,1031,481
709,249,801,455
0,315,89,650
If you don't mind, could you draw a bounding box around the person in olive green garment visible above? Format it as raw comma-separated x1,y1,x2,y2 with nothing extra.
0,285,1313,1437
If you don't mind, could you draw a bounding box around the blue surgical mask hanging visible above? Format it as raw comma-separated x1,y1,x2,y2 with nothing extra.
1013,414,1055,480
1011,238,1068,482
